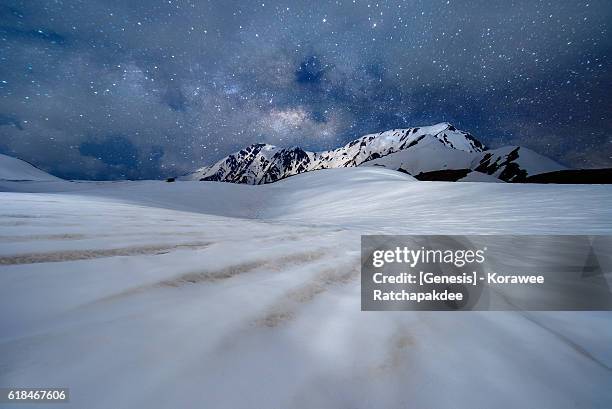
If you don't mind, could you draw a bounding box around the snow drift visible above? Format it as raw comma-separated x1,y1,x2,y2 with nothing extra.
0,153,62,181
1,166,611,409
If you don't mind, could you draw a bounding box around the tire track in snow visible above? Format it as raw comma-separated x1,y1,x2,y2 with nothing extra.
0,233,87,242
367,328,416,376
86,248,331,305
0,214,52,219
255,259,360,327
0,241,212,265
159,249,329,287
204,256,360,359
0,231,211,243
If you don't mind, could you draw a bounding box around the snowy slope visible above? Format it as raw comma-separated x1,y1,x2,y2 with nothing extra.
363,134,477,174
473,146,567,182
364,138,566,182
1,168,611,409
0,153,62,181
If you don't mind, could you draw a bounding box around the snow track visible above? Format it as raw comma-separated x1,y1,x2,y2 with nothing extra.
1,167,611,408
0,242,212,265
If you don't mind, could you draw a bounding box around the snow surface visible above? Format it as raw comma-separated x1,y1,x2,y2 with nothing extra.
0,153,62,181
1,167,611,409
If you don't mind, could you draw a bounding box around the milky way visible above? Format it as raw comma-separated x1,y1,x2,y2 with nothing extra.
1,0,610,179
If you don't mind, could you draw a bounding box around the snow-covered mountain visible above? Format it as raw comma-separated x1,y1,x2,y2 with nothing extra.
183,123,565,184
364,138,566,182
0,153,62,181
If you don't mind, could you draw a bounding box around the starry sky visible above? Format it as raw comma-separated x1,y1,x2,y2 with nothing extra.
1,0,611,180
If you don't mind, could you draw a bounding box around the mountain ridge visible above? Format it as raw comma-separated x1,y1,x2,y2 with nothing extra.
182,122,566,184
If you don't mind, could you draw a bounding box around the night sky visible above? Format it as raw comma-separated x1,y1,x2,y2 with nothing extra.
1,0,611,180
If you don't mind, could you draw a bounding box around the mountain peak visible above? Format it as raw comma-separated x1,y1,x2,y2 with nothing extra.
182,123,562,184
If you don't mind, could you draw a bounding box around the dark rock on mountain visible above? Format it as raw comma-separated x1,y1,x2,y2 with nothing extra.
414,169,472,182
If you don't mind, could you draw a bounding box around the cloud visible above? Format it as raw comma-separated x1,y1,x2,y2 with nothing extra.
265,107,309,133
257,107,347,147
0,114,23,130
79,135,138,168
0,0,610,179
